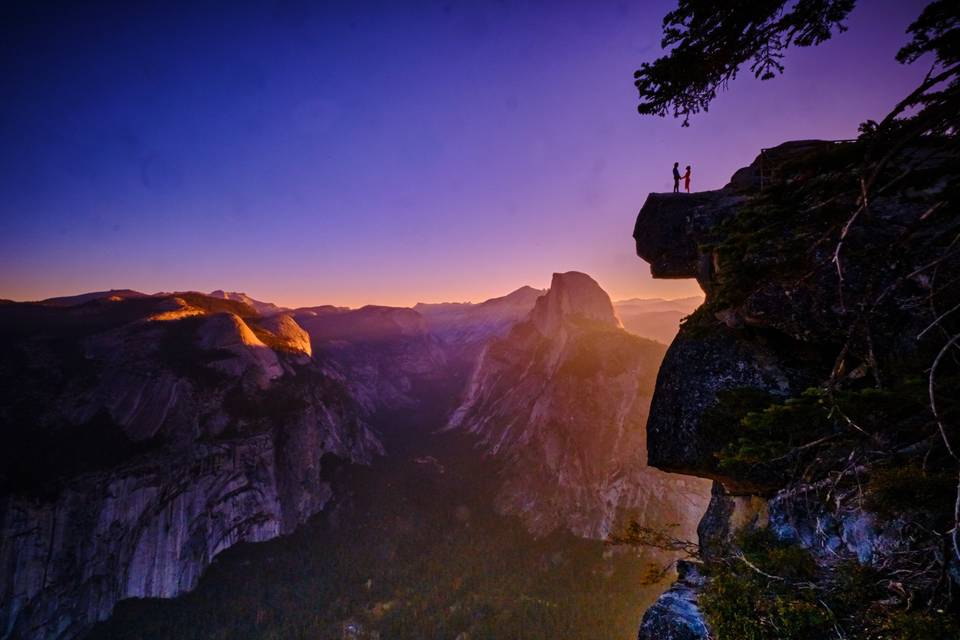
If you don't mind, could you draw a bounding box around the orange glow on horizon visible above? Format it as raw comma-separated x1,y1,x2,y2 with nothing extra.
1,266,705,312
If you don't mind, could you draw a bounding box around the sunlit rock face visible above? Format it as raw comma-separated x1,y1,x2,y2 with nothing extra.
0,293,381,640
196,312,285,382
529,271,620,336
255,313,313,362
208,289,287,316
447,272,710,539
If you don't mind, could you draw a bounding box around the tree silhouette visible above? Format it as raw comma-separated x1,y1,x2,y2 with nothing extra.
634,0,958,134
634,0,856,126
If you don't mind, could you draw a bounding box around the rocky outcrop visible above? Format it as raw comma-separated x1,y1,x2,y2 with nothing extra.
632,139,960,636
633,191,742,286
0,294,381,640
447,272,710,539
253,313,313,362
643,324,802,488
637,560,709,640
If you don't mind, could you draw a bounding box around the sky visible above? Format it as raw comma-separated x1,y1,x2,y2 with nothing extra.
0,0,933,308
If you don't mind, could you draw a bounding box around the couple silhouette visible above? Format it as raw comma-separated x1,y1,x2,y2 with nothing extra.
672,162,692,193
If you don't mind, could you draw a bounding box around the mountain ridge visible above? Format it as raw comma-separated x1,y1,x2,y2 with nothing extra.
447,271,709,538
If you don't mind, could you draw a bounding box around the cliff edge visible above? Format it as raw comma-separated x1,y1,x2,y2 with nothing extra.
633,138,960,638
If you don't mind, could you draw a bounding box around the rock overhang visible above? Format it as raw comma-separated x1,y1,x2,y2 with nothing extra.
633,190,744,284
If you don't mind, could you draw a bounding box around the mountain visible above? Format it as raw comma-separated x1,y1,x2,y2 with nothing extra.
0,278,702,639
447,272,710,538
79,275,703,640
292,305,446,412
613,296,703,344
0,293,381,639
208,290,287,316
414,286,545,348
38,289,150,307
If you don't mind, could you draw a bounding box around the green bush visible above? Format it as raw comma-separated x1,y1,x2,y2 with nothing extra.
736,529,819,582
700,568,833,640
709,383,936,492
709,388,832,490
700,529,832,640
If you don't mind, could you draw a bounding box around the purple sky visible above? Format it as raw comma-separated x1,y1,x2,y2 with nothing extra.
0,0,931,307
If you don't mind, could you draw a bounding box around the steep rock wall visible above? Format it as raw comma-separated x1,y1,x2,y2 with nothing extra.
0,296,382,640
448,272,710,539
633,139,960,638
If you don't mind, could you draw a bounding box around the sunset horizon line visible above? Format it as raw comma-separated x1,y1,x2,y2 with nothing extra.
1,280,706,311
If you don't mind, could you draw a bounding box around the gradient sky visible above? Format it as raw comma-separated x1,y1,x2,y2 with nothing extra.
0,0,932,307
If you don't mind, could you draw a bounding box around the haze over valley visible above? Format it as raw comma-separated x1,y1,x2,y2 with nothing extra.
5,1,954,638
0,272,708,639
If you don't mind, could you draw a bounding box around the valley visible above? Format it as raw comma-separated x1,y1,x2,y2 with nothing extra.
0,274,707,640
87,391,679,640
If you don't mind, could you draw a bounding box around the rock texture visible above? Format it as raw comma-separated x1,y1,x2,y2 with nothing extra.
632,139,960,636
633,191,742,286
447,272,710,538
0,293,381,640
643,324,801,487
637,560,709,640
208,290,287,316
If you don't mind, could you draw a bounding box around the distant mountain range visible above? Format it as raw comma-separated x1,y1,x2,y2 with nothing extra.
414,285,546,346
30,287,701,346
0,278,704,639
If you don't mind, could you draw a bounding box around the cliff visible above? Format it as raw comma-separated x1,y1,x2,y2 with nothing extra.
633,139,960,638
447,272,710,539
0,294,382,639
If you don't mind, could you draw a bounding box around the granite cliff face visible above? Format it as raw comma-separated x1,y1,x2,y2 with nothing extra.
633,140,960,638
0,293,381,640
448,272,710,538
0,284,574,640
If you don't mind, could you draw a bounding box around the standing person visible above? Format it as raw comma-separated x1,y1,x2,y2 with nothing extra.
683,165,691,193
672,162,680,193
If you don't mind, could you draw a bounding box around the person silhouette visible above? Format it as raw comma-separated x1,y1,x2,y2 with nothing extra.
672,162,680,193
683,165,692,193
